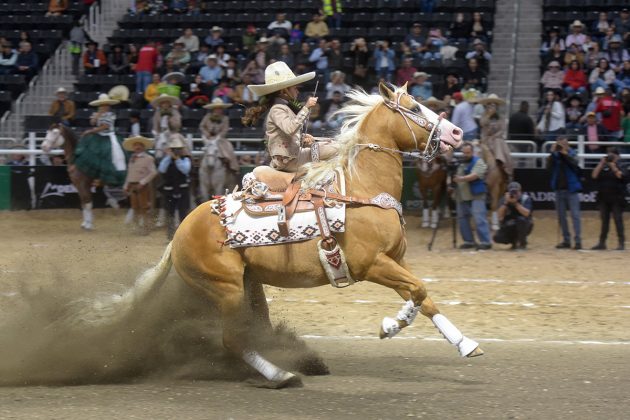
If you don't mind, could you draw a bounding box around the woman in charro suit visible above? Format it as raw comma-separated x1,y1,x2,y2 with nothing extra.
241,61,339,174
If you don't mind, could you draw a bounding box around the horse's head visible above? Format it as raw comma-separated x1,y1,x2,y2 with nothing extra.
42,124,65,152
378,82,462,160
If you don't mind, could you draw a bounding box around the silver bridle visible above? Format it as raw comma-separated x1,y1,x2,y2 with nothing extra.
382,91,444,162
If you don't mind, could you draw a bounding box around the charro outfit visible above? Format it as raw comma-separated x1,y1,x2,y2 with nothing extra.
479,114,514,178
151,95,182,159
158,150,191,240
199,111,240,196
123,147,157,223
74,110,127,186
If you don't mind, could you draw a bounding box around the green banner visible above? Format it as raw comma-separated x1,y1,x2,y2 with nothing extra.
0,165,10,210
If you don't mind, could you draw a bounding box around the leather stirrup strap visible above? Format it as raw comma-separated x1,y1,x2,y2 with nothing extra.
312,196,333,243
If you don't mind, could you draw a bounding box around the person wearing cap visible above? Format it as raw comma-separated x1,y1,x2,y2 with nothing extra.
175,28,199,53
199,98,240,198
565,20,587,49
74,93,127,187
205,26,225,49
478,94,513,180
594,87,623,138
591,147,627,251
546,135,582,250
581,111,610,153
158,133,192,240
492,181,533,250
151,94,182,159
48,86,76,126
0,42,17,75
82,41,107,75
135,40,159,94
540,27,565,58
603,35,629,72
242,61,339,174
166,41,191,72
122,136,157,235
540,60,564,92
465,39,492,73
409,71,432,101
199,55,222,86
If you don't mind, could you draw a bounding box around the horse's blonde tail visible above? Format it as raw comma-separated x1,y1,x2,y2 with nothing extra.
62,242,173,328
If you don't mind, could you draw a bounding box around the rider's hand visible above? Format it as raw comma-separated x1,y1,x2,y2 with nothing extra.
302,134,314,146
305,96,318,109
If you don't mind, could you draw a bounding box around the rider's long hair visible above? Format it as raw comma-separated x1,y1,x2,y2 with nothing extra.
241,93,276,127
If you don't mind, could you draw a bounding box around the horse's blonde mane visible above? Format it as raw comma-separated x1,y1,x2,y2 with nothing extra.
301,89,384,188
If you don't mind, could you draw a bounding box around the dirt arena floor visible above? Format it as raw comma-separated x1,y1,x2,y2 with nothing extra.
0,208,629,419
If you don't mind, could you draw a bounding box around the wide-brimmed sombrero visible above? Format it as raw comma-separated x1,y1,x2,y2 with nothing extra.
151,93,181,107
168,133,187,149
247,61,315,97
161,71,186,83
477,93,506,106
421,96,447,109
122,135,154,152
462,88,480,103
89,93,120,107
203,97,232,110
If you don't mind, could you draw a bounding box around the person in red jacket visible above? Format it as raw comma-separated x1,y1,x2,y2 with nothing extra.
82,41,107,74
563,59,587,96
135,40,158,94
595,88,624,139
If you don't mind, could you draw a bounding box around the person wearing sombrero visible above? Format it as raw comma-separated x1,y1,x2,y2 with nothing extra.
198,98,240,198
122,136,157,235
242,61,339,173
158,133,192,240
566,20,587,49
74,93,127,187
478,94,513,180
151,94,182,159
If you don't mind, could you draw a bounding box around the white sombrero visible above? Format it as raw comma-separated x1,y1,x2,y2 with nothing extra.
122,135,154,152
247,61,315,97
151,93,181,107
161,71,186,83
168,133,187,149
89,93,120,107
203,97,232,110
477,93,506,106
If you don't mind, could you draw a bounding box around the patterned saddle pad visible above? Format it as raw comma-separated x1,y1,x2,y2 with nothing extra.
217,170,346,248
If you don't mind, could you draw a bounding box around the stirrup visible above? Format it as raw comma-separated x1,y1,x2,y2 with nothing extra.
317,238,355,288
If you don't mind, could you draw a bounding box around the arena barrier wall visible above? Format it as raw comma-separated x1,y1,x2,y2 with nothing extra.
3,165,628,212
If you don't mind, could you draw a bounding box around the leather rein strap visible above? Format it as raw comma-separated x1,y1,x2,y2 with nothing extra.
308,190,403,220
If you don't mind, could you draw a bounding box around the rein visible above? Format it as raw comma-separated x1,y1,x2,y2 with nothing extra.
382,92,444,162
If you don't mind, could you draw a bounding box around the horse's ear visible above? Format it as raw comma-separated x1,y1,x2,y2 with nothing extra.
378,82,395,102
400,82,409,93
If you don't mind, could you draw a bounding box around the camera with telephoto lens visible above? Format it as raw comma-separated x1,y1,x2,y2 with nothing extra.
606,153,614,163
509,189,518,199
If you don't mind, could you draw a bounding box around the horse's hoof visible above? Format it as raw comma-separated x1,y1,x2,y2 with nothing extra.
466,347,485,358
421,222,429,228
246,373,303,389
379,317,400,339
81,223,93,230
430,223,437,229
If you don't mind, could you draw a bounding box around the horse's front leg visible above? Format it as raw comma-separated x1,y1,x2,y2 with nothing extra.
364,254,483,358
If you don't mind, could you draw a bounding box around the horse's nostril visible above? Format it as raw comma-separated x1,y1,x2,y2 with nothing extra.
452,128,461,136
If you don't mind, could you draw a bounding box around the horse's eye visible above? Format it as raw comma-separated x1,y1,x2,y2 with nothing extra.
412,106,420,113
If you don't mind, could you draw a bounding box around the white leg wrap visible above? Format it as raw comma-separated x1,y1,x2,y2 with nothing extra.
155,208,166,227
242,350,293,382
421,208,430,227
430,209,439,228
81,202,94,229
432,314,479,357
381,300,420,339
125,208,135,224
491,211,500,231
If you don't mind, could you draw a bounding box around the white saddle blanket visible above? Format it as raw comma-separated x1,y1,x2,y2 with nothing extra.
220,171,346,248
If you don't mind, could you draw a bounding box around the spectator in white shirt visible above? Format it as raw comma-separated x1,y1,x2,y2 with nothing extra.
175,28,199,53
565,20,587,49
451,91,479,140
268,13,292,38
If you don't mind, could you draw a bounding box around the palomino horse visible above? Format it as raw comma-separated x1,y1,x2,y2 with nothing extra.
76,83,482,388
478,143,509,230
415,157,447,228
41,124,97,229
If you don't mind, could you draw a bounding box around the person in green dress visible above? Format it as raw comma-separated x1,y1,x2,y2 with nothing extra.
74,93,127,187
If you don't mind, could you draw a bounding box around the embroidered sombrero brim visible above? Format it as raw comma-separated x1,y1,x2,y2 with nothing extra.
248,71,316,97
122,136,154,152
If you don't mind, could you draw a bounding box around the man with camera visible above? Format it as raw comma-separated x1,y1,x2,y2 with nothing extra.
453,143,492,250
590,147,627,250
546,135,583,250
492,182,533,250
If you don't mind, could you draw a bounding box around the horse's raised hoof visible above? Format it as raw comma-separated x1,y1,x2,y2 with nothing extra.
81,222,93,230
246,373,303,389
466,347,485,358
379,317,400,339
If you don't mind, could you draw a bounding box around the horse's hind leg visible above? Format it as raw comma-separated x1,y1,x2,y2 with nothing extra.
365,254,483,358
